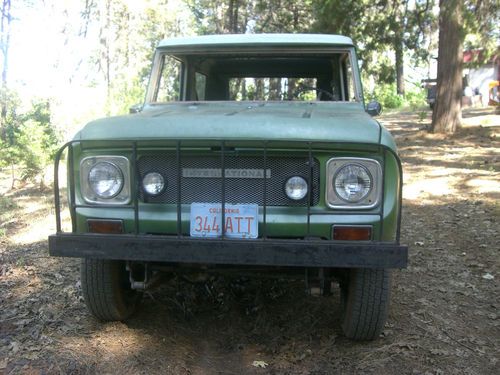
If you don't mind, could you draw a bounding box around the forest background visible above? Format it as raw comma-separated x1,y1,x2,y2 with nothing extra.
0,0,498,186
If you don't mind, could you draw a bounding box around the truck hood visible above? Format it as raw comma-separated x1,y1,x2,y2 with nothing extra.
77,101,388,147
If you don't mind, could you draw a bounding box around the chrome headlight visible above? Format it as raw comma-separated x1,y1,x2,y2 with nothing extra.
326,158,381,209
285,176,308,200
334,164,372,202
89,162,123,198
80,156,130,204
142,172,166,196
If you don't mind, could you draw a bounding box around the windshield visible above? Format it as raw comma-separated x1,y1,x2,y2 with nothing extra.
150,51,360,103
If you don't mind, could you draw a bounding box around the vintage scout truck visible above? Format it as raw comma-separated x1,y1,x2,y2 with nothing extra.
49,34,407,340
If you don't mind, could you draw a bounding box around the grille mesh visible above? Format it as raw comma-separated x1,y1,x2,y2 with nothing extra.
138,152,320,206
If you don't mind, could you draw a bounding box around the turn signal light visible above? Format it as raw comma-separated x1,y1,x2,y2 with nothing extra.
332,226,372,241
87,219,124,234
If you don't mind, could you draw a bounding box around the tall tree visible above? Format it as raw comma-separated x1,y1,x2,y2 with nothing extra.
78,0,189,115
0,0,11,139
99,0,112,113
431,0,499,134
314,0,435,96
253,0,313,33
430,0,463,133
462,0,500,64
188,0,244,34
188,0,314,35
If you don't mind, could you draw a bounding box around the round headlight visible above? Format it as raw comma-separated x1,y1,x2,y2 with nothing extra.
285,176,308,200
142,172,165,196
334,164,372,202
88,162,124,199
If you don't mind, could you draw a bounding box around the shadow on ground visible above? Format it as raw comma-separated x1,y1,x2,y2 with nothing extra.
1,108,499,374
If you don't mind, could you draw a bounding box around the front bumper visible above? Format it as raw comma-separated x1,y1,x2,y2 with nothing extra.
49,233,408,269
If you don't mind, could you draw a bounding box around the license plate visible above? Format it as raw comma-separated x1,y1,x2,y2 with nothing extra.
190,203,258,239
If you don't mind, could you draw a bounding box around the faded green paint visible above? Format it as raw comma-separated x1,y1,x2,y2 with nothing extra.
77,101,398,152
66,33,403,246
71,146,401,241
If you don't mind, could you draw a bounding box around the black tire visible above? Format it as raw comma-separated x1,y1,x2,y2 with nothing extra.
81,258,141,321
340,268,391,341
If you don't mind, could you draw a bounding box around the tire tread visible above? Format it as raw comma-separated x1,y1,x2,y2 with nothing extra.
342,268,391,340
81,258,139,321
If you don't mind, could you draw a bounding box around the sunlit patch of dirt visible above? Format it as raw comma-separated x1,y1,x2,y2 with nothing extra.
0,108,498,374
392,108,500,208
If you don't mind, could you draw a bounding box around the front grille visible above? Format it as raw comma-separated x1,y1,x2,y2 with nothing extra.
138,153,320,206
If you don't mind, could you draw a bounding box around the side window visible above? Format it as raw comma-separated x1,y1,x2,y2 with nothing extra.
343,56,357,102
156,55,182,102
195,72,207,101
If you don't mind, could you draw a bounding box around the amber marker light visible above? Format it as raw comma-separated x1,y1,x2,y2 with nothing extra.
333,225,372,241
87,219,124,234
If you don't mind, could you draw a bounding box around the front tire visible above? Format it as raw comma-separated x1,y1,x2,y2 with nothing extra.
340,268,392,341
81,258,141,321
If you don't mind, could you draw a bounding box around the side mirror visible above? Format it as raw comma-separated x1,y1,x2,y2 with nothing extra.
129,104,143,114
366,101,382,116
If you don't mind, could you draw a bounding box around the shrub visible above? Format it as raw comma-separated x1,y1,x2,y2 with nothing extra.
370,83,403,109
0,94,60,187
403,87,427,110
17,100,60,183
366,84,428,111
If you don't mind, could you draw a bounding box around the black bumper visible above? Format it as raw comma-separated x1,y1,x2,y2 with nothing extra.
48,233,408,269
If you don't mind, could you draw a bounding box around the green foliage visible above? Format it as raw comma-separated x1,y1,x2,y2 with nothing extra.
18,100,59,181
0,195,17,211
417,111,427,123
81,0,188,116
367,84,427,110
0,194,18,237
463,0,500,64
253,0,313,33
110,76,147,115
368,55,396,85
404,88,427,110
0,94,60,184
368,84,403,109
313,0,436,88
187,0,313,35
0,88,22,169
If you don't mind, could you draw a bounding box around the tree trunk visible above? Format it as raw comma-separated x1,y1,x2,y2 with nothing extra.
227,0,234,32
227,0,239,33
99,0,111,115
233,0,239,33
255,79,264,100
287,78,296,100
430,0,463,134
395,35,405,96
1,0,11,141
241,79,246,100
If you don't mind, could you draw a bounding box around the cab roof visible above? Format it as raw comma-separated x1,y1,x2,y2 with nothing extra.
157,34,354,50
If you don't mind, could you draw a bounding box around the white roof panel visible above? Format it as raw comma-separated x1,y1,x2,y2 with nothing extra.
157,34,354,50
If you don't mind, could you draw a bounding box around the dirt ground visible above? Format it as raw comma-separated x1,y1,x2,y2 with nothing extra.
0,108,499,374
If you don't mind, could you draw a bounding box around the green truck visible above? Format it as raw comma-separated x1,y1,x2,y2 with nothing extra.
49,34,407,341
